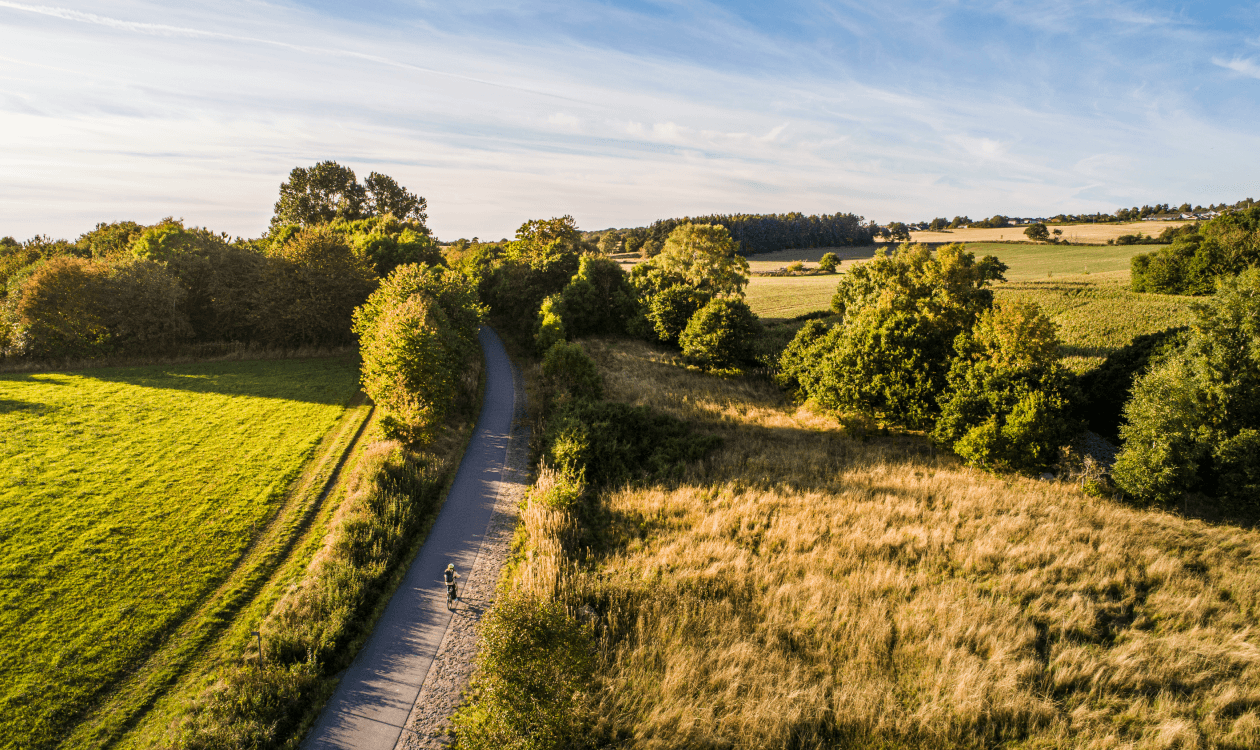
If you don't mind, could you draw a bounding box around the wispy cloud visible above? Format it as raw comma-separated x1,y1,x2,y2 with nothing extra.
1214,56,1260,79
1,0,1259,240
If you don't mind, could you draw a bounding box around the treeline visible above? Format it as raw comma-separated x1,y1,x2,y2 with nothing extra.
0,214,438,361
595,211,874,257
1131,206,1260,295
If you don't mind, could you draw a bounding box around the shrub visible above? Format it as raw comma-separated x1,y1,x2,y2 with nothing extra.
779,244,1008,430
8,256,111,358
679,297,761,370
452,594,594,750
932,301,1078,473
1113,268,1260,509
1130,207,1260,294
543,399,722,488
255,226,379,347
359,296,460,444
817,252,839,273
555,255,640,338
100,259,193,352
534,294,566,353
540,340,602,405
647,284,708,346
353,262,483,361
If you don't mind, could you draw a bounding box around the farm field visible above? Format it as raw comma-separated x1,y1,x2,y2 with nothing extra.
0,356,360,748
910,220,1191,244
553,338,1260,748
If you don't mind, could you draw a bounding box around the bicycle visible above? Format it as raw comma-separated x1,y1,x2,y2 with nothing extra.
446,581,458,610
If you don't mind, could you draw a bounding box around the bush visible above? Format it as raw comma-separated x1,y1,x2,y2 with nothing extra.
359,296,460,444
1130,207,1260,294
353,262,482,361
932,301,1078,473
817,252,839,273
540,340,602,405
679,297,761,369
255,226,378,347
7,256,111,358
534,294,566,353
1113,268,1260,509
652,223,750,297
775,318,833,394
452,594,594,750
555,255,640,338
99,259,193,352
647,284,708,346
544,399,722,488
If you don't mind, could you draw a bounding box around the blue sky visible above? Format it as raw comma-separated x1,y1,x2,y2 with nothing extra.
2,1,1259,241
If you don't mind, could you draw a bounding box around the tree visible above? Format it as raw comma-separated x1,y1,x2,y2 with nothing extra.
271,161,429,232
1024,223,1050,242
271,161,366,229
597,231,622,255
782,244,1008,430
679,297,760,370
653,223,749,297
885,222,911,242
817,252,839,273
648,284,709,346
928,218,949,231
932,300,1077,473
363,171,427,223
1113,268,1260,508
555,256,640,338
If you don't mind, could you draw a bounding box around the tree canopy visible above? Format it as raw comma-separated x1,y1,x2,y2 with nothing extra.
271,161,428,230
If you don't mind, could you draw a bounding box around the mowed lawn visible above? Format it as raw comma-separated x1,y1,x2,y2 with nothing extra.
0,357,359,746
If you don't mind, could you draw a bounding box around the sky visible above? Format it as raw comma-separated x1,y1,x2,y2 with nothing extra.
2,1,1260,241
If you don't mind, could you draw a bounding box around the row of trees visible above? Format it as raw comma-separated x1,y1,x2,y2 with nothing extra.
1131,207,1260,295
600,211,874,258
1,166,438,361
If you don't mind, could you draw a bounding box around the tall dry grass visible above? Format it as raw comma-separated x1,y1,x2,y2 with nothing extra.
530,338,1260,749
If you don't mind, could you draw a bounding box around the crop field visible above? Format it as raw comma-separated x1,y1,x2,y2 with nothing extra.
745,275,841,319
543,339,1260,749
911,220,1190,244
0,357,360,747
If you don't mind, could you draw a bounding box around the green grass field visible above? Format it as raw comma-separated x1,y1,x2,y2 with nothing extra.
0,357,360,747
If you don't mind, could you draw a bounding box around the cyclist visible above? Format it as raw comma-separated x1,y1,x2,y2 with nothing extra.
444,563,460,604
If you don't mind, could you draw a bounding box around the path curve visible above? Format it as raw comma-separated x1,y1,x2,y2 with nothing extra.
304,326,525,750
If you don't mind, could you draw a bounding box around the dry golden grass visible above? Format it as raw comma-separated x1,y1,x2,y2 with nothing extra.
520,338,1260,749
911,222,1192,245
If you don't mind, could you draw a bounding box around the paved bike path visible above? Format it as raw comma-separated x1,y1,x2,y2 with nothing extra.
304,326,521,750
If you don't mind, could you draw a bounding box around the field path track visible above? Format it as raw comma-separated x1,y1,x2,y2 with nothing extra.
303,326,527,750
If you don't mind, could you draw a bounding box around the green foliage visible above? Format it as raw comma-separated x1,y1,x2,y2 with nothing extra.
359,296,461,444
782,244,1007,429
679,297,761,370
544,399,723,488
534,294,566,353
1075,326,1189,440
6,256,112,358
353,262,483,361
452,594,594,750
480,218,586,341
254,227,379,347
0,358,359,749
1130,207,1260,294
653,223,750,297
773,318,832,394
597,230,621,255
647,284,709,346
541,340,602,404
556,255,641,338
817,252,839,273
932,300,1078,473
1024,222,1050,242
1114,268,1260,509
270,161,427,229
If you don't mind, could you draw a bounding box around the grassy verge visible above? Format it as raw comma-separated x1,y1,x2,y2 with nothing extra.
467,338,1260,749
0,356,360,748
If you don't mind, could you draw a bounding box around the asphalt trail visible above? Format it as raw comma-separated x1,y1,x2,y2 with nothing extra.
303,326,521,750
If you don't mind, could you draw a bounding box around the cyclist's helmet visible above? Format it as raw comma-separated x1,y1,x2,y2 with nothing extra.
447,564,455,570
